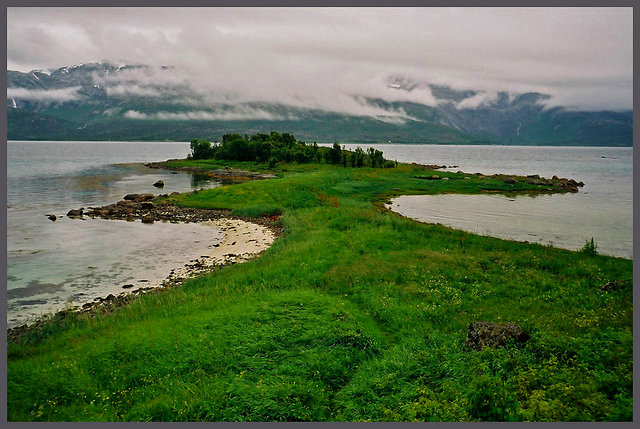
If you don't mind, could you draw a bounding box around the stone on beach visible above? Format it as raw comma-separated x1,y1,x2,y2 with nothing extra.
123,193,155,202
66,208,83,218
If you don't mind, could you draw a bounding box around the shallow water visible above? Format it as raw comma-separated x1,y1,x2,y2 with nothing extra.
7,141,223,327
330,144,632,259
6,142,633,326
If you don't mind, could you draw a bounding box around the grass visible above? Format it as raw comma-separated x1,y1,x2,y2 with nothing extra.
7,162,633,422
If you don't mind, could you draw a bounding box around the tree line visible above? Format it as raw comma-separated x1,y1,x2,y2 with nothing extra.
189,131,396,168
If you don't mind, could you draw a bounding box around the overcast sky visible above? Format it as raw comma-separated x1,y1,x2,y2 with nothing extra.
7,7,633,113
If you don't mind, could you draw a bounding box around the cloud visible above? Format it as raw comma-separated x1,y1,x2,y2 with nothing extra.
455,92,500,109
7,7,633,112
124,106,297,121
106,84,177,98
7,86,82,102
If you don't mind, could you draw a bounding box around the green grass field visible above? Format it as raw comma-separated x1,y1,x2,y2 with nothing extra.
7,162,632,421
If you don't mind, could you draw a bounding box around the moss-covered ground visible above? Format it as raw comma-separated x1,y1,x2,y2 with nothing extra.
7,162,632,421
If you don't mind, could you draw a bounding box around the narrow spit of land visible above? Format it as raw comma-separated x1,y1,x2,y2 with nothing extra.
7,160,632,422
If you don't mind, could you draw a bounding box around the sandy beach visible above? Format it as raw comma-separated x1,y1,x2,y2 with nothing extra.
160,217,277,286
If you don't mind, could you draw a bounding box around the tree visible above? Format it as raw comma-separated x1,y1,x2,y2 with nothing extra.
328,142,342,164
190,139,215,160
355,147,365,167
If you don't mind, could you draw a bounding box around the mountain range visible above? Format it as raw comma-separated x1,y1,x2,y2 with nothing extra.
7,62,632,145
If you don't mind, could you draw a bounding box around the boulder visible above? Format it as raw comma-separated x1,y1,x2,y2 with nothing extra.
47,214,57,222
153,180,165,188
123,193,155,202
464,321,530,351
66,209,83,218
140,201,155,210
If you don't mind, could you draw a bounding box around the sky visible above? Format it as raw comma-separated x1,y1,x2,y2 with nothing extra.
6,7,634,115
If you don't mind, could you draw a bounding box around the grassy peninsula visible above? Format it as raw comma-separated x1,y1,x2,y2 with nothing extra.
7,138,632,421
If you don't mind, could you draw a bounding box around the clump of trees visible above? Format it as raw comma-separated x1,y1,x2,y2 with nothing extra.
188,131,395,168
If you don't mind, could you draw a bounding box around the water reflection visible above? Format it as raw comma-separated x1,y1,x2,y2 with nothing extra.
191,173,219,188
389,193,632,259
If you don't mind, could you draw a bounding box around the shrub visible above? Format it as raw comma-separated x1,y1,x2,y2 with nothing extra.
580,238,598,256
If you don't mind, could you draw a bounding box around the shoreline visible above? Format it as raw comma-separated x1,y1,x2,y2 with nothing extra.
7,199,282,342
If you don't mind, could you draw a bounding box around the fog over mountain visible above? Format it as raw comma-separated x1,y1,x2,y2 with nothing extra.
7,62,631,145
6,8,632,144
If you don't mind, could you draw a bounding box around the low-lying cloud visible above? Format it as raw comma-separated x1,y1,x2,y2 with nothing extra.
7,7,633,113
124,106,296,121
7,86,82,102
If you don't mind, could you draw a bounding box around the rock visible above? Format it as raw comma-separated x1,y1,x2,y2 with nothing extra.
141,215,155,224
464,321,530,351
66,209,83,218
47,214,57,221
153,180,164,188
122,284,134,289
140,201,155,210
124,193,155,202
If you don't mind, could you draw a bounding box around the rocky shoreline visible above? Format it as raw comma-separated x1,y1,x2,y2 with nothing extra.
8,196,282,343
145,160,278,181
410,162,585,193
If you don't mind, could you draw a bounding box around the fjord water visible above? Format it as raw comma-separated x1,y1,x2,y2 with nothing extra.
7,141,222,327
6,142,632,327
342,144,630,259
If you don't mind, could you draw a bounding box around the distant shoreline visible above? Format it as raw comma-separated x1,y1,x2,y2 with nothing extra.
6,139,634,148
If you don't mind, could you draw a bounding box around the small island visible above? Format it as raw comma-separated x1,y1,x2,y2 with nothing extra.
7,132,632,422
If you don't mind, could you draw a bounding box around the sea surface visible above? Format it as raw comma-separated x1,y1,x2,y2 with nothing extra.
7,141,222,327
336,143,632,259
6,142,633,327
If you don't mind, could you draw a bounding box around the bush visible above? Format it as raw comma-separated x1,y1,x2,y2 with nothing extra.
580,238,598,256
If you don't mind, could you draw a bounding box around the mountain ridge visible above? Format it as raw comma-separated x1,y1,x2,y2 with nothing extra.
7,63,632,145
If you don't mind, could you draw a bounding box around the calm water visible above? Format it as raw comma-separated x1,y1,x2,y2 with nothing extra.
7,141,223,327
6,142,633,326
336,144,632,259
